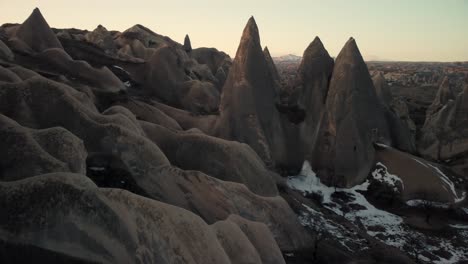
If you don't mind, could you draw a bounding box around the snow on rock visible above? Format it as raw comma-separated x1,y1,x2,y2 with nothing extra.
375,142,390,149
426,163,466,203
288,162,404,246
287,161,468,263
450,224,468,229
299,203,368,252
371,162,404,192
405,199,449,209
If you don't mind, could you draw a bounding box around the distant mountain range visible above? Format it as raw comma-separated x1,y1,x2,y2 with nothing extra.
272,54,302,62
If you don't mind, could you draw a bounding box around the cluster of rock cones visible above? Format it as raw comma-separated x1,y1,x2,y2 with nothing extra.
0,8,466,263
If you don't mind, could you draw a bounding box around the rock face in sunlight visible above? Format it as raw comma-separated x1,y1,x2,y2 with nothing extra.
0,6,467,264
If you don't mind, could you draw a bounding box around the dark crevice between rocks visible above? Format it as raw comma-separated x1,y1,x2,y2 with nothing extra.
85,153,149,197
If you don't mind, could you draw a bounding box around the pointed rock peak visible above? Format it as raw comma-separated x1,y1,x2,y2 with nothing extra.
372,71,393,105
434,76,455,103
183,34,192,52
263,46,271,56
16,7,63,52
440,76,450,87
335,37,365,65
343,37,359,53
241,16,260,43
311,36,323,46
303,36,330,58
26,7,47,24
373,71,386,82
32,7,41,14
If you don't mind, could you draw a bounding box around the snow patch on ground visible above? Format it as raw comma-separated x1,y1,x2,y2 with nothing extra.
411,157,429,168
288,161,405,247
299,203,368,252
288,161,468,263
427,163,460,200
450,224,468,229
405,199,449,209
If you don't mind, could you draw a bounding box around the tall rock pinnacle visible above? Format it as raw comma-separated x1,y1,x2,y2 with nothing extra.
426,76,456,117
263,46,280,82
372,71,393,106
217,17,292,170
184,34,192,53
296,37,334,162
15,8,63,52
313,37,391,187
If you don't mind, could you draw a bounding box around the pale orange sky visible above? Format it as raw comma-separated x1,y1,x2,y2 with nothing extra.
1,0,467,61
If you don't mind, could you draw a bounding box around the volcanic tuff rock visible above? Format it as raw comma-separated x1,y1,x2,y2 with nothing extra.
191,47,232,89
116,100,182,131
0,65,22,82
263,46,281,83
211,219,264,264
0,39,14,61
217,17,291,170
0,73,311,253
372,72,416,152
143,45,220,113
0,173,267,264
313,38,391,187
419,80,468,175
425,76,456,118
85,24,117,54
0,114,87,181
375,145,463,203
36,48,126,94
13,8,63,52
372,71,393,106
184,34,192,52
296,37,334,162
140,121,280,196
3,7,466,263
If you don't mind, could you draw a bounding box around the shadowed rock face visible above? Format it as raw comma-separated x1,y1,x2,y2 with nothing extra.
0,173,234,264
0,39,14,61
184,34,192,53
14,8,63,52
419,81,468,175
372,72,393,106
425,76,456,118
217,17,291,170
85,25,117,54
0,114,87,181
143,45,220,113
140,121,279,196
374,145,463,203
263,46,281,83
296,37,334,163
372,72,416,153
0,75,311,253
314,38,391,187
